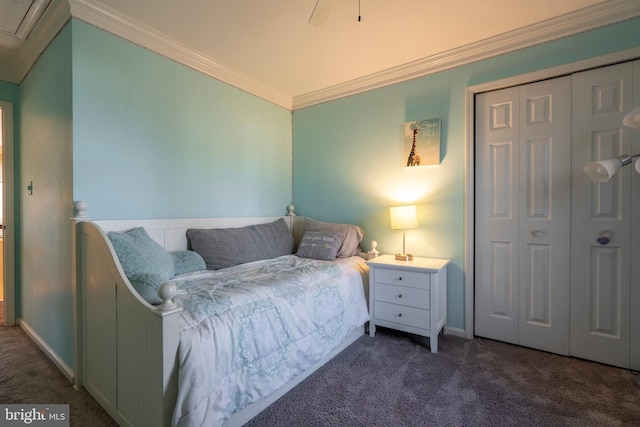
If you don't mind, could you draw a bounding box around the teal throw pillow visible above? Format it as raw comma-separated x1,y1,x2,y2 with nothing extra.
170,250,206,275
107,227,175,305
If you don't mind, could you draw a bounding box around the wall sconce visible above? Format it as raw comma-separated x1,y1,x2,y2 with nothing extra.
583,106,640,183
390,205,418,261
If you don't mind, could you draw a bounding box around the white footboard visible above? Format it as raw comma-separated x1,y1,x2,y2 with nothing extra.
77,221,181,427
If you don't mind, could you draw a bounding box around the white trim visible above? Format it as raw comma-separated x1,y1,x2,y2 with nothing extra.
8,0,69,84
19,319,74,383
445,326,466,339
463,46,640,341
14,0,52,42
0,101,15,327
94,215,288,252
0,0,51,51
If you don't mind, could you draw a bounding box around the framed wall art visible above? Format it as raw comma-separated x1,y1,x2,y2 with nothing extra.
404,118,441,166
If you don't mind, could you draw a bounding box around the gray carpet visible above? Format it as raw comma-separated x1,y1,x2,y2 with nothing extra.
0,325,116,426
246,328,640,427
1,324,639,426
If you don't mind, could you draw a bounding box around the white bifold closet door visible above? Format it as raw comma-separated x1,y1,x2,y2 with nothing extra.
570,61,638,369
476,60,640,370
475,76,572,355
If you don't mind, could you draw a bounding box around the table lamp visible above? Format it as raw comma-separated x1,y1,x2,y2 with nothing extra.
390,205,418,261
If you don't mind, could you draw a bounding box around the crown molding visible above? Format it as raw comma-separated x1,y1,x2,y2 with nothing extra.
292,0,640,109
2,0,638,109
68,0,292,109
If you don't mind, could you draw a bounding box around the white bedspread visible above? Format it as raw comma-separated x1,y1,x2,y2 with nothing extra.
169,255,370,426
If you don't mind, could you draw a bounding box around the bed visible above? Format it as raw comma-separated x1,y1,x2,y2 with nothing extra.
73,209,370,427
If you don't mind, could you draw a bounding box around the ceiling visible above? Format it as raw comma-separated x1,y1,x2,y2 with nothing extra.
1,0,639,109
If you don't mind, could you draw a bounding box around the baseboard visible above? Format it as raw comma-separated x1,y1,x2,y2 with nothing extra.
446,326,467,338
18,319,75,384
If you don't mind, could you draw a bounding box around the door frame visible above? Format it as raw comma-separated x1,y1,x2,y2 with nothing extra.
463,46,640,339
0,100,15,326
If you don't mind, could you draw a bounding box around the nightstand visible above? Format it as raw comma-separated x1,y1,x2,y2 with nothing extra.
366,254,449,353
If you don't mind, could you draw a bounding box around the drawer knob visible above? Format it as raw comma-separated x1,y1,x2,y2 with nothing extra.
398,277,403,281
397,313,403,317
397,294,403,298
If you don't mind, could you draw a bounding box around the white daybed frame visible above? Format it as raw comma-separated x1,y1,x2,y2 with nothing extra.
74,211,365,427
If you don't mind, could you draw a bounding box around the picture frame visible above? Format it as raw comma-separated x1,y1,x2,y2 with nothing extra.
404,118,441,166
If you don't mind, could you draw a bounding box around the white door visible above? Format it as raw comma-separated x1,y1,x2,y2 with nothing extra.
631,60,640,372
570,62,634,368
475,77,572,355
475,85,520,345
0,102,14,326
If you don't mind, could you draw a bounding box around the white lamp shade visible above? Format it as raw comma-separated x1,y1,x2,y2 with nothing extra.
582,159,623,183
390,205,418,230
623,106,640,129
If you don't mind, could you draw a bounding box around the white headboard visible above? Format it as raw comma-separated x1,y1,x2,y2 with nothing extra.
93,216,296,252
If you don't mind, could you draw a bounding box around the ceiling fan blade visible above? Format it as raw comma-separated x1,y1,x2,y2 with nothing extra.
309,0,333,26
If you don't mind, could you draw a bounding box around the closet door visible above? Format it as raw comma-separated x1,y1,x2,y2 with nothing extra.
475,77,571,354
570,62,634,368
631,60,640,372
475,86,520,345
517,78,571,354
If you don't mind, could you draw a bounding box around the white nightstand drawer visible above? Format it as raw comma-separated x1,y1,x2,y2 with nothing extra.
374,301,430,330
374,269,429,290
374,283,429,309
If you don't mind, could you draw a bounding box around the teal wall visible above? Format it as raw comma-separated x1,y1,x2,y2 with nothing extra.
71,20,293,220
18,23,74,365
7,19,294,373
292,17,640,332
0,80,18,102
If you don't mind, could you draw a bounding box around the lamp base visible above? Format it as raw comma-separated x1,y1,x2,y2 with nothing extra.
395,253,413,261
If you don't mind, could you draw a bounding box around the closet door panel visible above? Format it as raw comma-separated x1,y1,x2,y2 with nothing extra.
571,62,633,368
630,59,640,371
475,87,520,344
588,247,622,334
518,77,571,355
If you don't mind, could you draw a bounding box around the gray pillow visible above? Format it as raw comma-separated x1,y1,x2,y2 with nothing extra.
170,250,206,275
107,227,175,305
187,218,294,270
297,231,344,260
304,218,364,257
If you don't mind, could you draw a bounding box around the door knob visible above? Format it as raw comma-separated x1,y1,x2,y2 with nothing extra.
597,231,611,245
